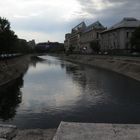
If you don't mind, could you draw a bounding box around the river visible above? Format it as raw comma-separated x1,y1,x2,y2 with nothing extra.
0,55,140,129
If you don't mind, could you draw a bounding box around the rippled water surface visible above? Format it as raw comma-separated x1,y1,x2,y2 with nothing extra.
0,55,140,129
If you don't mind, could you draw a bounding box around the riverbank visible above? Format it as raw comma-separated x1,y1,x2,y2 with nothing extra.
0,54,139,85
0,124,56,140
58,54,140,82
0,55,30,86
13,129,56,140
1,122,140,140
53,122,140,140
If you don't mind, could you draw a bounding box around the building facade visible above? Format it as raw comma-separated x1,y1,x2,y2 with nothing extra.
64,22,86,53
64,21,105,53
100,18,140,53
28,40,36,49
64,33,71,52
80,21,105,53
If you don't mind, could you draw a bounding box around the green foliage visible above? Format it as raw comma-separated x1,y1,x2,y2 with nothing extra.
0,17,10,31
90,41,100,53
0,17,18,53
131,26,140,52
16,39,32,53
0,17,34,54
46,44,65,53
66,45,75,55
35,43,65,54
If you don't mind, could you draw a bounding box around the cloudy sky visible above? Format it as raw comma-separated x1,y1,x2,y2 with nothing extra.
0,0,140,43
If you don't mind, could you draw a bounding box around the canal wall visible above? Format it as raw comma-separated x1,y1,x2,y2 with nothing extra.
59,55,140,82
0,55,30,86
1,122,140,140
0,124,56,140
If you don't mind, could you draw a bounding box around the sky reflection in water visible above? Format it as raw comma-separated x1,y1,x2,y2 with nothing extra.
0,55,140,129
19,56,82,114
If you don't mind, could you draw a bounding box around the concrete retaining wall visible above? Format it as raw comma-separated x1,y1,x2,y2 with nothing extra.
0,55,30,86
53,122,140,140
60,55,140,82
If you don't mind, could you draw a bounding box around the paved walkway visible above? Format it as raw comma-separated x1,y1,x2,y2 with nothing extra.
0,124,17,140
53,122,140,140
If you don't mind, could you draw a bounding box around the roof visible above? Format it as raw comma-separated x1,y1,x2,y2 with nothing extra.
84,21,105,33
72,22,86,32
101,17,140,33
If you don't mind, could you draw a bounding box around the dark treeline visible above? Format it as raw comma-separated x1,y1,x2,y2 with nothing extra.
131,26,140,52
0,17,34,54
35,42,65,54
43,43,65,53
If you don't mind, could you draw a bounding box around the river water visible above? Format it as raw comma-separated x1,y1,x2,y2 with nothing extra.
0,55,140,129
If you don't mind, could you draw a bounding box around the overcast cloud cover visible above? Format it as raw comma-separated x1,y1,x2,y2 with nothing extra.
0,0,140,43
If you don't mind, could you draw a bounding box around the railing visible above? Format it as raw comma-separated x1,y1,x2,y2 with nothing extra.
0,53,22,59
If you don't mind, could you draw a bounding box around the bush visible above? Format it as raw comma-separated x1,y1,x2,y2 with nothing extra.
131,26,140,52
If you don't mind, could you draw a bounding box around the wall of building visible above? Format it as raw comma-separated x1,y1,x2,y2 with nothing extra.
64,21,105,54
100,28,136,52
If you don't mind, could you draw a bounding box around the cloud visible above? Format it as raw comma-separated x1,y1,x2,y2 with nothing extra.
0,0,140,42
0,0,84,42
76,0,140,26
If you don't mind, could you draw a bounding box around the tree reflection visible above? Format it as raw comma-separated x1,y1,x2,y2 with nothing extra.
0,75,23,121
65,64,87,89
30,56,46,67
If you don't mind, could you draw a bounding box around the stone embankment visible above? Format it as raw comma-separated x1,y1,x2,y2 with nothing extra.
0,124,56,140
53,122,140,140
1,122,140,140
0,55,30,86
60,55,140,82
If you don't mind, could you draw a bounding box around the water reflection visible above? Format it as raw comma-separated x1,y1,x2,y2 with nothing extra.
30,56,46,68
63,60,140,124
0,55,140,129
65,64,87,89
0,75,23,121
0,56,42,121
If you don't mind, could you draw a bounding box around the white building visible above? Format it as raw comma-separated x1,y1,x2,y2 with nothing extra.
100,17,140,53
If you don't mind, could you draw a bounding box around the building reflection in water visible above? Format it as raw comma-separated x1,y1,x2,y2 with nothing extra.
65,63,87,90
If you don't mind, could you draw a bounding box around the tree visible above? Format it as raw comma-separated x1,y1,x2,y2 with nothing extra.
131,26,140,52
0,17,18,53
17,39,32,53
0,17,10,31
90,41,100,54
0,17,36,54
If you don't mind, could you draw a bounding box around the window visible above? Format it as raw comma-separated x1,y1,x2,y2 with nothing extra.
97,32,99,39
126,32,129,38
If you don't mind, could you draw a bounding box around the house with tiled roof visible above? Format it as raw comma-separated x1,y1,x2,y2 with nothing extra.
100,17,140,53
